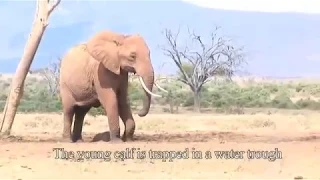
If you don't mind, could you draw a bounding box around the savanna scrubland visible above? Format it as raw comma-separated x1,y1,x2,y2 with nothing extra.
0,73,319,179
0,2,318,177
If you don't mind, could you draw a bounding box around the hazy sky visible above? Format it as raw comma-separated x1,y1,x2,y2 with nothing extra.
1,0,320,77
183,0,320,13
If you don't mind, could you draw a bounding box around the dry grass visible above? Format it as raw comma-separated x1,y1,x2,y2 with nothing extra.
0,111,319,179
6,110,320,136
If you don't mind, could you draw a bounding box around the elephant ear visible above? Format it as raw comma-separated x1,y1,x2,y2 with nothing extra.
86,31,125,75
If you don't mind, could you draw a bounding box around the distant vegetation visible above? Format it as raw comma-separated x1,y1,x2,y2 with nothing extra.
1,26,319,116
0,72,320,116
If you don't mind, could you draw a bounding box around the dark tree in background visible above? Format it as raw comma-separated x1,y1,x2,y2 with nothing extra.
161,26,246,112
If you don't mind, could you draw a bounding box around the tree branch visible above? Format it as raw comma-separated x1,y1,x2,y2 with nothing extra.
161,28,192,85
48,0,61,16
161,25,246,91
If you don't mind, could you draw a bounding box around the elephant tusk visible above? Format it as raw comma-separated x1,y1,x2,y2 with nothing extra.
154,82,168,93
138,76,162,97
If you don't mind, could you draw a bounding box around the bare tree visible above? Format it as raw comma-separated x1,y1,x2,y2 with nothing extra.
0,0,61,136
40,57,61,97
161,26,246,112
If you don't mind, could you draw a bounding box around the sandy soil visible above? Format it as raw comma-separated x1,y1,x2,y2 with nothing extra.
0,111,320,179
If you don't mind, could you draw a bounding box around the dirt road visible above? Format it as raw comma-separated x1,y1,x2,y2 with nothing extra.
1,131,319,179
1,113,320,179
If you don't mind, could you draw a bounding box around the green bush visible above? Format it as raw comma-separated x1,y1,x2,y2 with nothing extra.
295,98,320,110
88,106,105,117
271,93,297,109
1,75,320,114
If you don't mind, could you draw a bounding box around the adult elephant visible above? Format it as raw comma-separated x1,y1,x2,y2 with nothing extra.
59,30,167,143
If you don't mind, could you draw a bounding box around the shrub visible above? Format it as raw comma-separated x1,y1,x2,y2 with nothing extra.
0,75,320,114
271,93,297,109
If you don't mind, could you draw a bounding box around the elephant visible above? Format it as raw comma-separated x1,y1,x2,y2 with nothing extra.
59,30,168,143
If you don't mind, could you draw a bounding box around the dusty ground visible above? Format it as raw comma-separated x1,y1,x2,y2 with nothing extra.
0,110,320,179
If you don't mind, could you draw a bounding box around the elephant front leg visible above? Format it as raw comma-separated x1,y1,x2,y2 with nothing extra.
98,89,122,143
118,98,135,142
118,74,135,142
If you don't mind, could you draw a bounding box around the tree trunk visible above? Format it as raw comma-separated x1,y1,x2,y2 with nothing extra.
169,98,174,114
0,0,61,136
168,90,174,114
193,90,201,113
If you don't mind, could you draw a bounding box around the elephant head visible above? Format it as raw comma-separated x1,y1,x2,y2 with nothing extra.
86,30,167,117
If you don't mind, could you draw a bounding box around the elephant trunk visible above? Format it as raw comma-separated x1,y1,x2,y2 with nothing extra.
136,63,155,117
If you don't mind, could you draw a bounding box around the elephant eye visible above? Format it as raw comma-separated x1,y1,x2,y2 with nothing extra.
129,53,136,60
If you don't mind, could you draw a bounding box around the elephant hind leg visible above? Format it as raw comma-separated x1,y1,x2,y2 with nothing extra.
62,104,75,142
72,106,91,142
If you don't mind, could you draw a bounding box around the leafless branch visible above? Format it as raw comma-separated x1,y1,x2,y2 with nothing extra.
160,25,246,111
0,0,61,135
48,0,61,16
40,57,61,96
